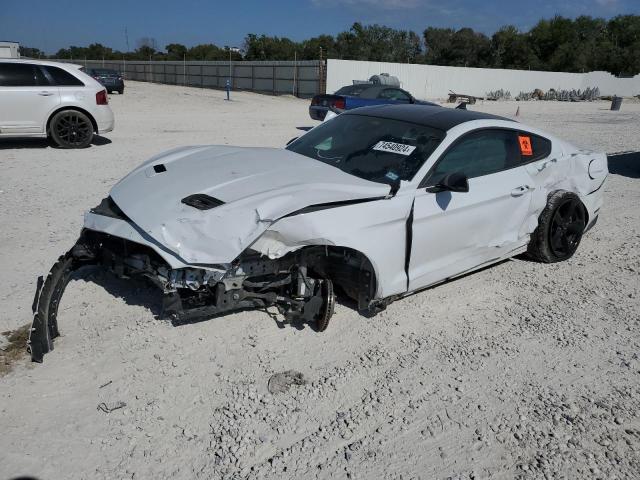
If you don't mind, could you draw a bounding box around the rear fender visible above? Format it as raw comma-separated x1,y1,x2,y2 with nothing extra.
523,147,607,236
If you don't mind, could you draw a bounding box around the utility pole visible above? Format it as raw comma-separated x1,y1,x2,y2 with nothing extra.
319,47,324,95
124,27,130,52
293,50,297,97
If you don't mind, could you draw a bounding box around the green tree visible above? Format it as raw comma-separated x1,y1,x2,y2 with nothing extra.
423,27,454,65
243,34,299,60
165,43,188,60
423,27,490,67
42,14,640,75
300,35,336,60
490,26,539,70
334,23,422,62
19,46,45,58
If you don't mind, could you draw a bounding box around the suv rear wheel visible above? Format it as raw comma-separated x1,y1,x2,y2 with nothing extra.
49,110,94,148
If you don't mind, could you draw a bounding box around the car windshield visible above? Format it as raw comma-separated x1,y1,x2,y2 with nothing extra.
286,114,444,186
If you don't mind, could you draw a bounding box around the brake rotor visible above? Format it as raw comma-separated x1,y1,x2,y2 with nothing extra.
315,279,335,332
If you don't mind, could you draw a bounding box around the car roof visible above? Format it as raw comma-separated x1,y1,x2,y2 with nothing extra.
0,58,82,69
343,104,516,131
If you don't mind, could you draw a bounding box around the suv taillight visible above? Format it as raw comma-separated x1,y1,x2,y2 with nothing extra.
333,98,345,109
96,90,108,105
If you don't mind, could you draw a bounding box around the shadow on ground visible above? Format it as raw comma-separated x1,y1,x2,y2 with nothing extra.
71,267,324,332
71,266,163,317
0,135,112,150
608,151,640,179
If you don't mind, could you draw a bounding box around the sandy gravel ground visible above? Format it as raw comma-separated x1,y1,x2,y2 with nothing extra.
1,82,639,479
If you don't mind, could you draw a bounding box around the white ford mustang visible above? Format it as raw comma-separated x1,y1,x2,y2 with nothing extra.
29,105,608,361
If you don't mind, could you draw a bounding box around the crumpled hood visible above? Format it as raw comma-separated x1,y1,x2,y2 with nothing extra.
109,145,390,265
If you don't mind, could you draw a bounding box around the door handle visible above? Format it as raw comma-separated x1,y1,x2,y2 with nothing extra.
38,91,54,96
511,185,531,197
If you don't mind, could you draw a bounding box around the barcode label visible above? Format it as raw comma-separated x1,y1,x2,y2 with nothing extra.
372,141,416,156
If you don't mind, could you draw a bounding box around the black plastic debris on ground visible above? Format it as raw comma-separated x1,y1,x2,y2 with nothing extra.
97,401,126,413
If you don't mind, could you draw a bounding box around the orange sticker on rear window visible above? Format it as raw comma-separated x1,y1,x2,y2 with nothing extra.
519,135,533,156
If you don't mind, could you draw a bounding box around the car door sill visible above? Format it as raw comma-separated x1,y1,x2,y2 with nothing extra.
0,131,46,137
402,244,528,299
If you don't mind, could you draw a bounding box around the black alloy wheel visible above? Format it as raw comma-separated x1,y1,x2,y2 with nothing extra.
50,110,94,148
548,197,586,258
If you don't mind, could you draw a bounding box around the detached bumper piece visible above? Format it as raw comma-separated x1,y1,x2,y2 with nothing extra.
28,230,336,363
29,249,83,362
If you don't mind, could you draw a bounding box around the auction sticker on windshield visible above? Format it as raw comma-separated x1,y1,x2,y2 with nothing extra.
373,141,416,156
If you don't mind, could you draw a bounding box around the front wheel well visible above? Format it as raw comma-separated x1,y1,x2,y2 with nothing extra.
296,246,378,311
47,106,98,134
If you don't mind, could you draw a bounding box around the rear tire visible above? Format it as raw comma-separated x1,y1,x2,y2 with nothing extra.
49,110,94,148
117,88,124,95
527,191,586,263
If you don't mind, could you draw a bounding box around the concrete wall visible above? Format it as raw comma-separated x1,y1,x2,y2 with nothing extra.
327,59,640,100
54,59,324,98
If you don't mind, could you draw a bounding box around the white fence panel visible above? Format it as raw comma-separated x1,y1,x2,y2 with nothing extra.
327,59,640,99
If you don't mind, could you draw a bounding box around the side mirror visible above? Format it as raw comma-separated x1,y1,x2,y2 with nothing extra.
425,172,469,193
286,137,298,146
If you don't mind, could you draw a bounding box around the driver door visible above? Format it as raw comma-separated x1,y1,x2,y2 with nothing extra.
409,128,534,291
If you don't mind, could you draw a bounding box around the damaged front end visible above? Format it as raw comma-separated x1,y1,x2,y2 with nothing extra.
29,227,356,363
29,143,389,362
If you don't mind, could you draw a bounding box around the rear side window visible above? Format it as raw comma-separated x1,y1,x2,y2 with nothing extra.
517,133,552,161
43,66,84,86
34,66,48,85
427,129,520,184
0,63,40,86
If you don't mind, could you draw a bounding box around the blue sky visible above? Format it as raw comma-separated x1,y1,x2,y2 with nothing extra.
0,0,636,54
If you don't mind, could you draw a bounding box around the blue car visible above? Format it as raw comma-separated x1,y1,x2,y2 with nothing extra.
309,84,437,120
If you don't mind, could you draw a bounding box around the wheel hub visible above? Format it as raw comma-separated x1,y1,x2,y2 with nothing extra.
549,198,585,257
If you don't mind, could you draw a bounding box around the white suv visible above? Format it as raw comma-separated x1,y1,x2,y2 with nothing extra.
0,59,114,148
